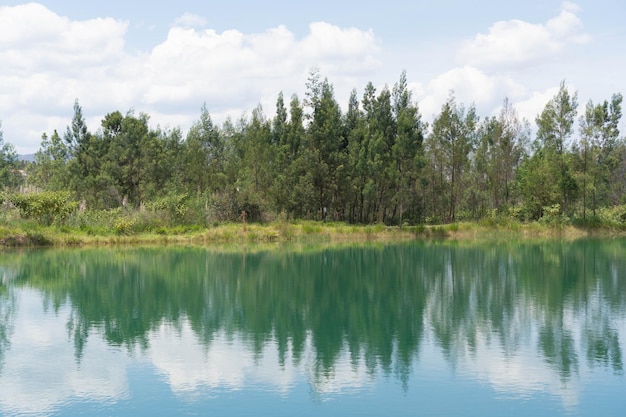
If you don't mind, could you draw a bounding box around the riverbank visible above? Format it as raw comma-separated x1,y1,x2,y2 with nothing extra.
1,219,624,248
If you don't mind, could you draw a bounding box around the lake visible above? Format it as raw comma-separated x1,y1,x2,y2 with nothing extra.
0,239,625,416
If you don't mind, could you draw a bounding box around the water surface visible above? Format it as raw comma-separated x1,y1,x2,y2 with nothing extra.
0,239,625,416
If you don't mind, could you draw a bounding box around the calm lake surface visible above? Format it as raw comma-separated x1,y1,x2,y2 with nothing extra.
0,239,625,416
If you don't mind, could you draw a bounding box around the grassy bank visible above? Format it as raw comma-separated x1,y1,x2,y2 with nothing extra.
0,221,414,247
1,217,624,248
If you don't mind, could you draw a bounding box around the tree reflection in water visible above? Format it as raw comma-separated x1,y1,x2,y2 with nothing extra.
2,238,625,386
0,268,17,375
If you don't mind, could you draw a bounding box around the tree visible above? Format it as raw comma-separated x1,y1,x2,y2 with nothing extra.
357,82,378,222
184,104,224,194
576,93,623,217
139,126,184,202
269,92,303,216
30,130,70,191
368,85,395,223
305,70,345,220
102,111,151,206
14,74,626,226
60,100,123,208
471,98,528,216
345,88,369,223
391,70,425,225
239,104,273,211
0,121,19,190
284,95,314,218
516,151,561,221
534,81,578,214
272,92,288,147
426,93,477,222
493,98,528,208
352,81,401,223
64,99,93,190
64,99,90,157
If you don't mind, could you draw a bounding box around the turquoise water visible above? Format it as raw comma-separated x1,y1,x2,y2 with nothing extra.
0,239,625,416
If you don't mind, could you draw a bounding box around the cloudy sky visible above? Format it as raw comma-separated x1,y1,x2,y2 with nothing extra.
1,0,624,154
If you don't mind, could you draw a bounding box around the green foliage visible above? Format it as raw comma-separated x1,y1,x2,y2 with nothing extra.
16,74,624,229
29,130,70,190
10,191,78,226
302,222,323,235
0,121,21,190
205,191,239,223
148,192,190,224
74,208,118,234
540,203,569,227
595,205,626,228
532,81,579,214
425,92,478,223
113,217,136,235
508,205,526,222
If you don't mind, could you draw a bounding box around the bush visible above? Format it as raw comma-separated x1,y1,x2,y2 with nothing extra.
74,208,121,232
596,205,626,228
113,217,135,235
10,191,78,226
206,192,239,223
540,203,569,227
147,192,190,224
508,205,526,222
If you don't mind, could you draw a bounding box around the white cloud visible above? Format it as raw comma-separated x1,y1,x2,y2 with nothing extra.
0,4,381,154
0,2,611,155
173,12,207,28
300,22,380,74
0,3,127,70
414,66,526,120
513,86,562,124
407,3,591,128
458,2,590,70
143,22,379,108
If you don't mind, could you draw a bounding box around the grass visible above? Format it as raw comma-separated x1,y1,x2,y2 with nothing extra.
1,210,625,248
0,219,414,247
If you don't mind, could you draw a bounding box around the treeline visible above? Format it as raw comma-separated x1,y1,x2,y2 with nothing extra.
2,70,626,226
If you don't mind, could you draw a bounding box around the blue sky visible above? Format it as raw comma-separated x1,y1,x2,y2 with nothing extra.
1,0,625,153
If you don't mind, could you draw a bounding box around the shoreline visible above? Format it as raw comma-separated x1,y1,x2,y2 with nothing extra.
1,221,624,248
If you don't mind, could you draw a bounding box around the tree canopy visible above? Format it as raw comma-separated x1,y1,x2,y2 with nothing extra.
3,73,624,226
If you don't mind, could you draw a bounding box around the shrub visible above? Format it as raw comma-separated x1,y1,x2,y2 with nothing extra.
113,217,135,235
10,191,78,226
540,203,569,227
148,192,190,224
596,205,626,228
508,205,525,222
74,208,121,232
302,222,322,235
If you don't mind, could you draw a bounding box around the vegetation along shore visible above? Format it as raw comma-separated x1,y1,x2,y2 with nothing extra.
1,70,625,246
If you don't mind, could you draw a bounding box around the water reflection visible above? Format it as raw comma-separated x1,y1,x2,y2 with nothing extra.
0,289,130,415
0,239,625,415
0,267,16,376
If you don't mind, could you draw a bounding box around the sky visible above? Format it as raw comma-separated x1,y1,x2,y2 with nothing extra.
1,0,625,154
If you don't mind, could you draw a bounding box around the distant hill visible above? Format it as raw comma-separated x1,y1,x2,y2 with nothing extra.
17,154,35,162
